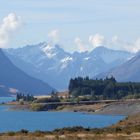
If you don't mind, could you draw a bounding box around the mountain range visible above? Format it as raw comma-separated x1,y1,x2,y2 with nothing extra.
95,51,140,82
4,42,134,90
0,49,54,96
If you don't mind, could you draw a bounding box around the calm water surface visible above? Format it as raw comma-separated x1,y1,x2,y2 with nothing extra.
0,97,125,132
0,97,15,103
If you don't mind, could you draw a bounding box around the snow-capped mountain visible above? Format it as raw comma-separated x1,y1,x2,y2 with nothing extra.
4,43,134,90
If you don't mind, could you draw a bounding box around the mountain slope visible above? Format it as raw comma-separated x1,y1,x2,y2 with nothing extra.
90,46,132,64
4,43,134,90
95,51,140,82
0,49,54,96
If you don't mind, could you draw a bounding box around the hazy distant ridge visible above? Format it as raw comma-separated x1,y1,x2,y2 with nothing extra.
4,43,134,90
0,49,54,96
95,51,140,82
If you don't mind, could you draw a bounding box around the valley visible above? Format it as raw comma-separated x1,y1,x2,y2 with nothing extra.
0,1,140,139
4,44,134,90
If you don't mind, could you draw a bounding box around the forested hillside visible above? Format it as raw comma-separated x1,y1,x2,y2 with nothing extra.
69,77,140,100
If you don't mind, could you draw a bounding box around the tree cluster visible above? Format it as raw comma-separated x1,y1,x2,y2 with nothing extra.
68,76,140,100
16,93,35,102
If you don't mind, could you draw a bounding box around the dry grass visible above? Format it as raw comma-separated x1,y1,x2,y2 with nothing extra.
0,133,140,140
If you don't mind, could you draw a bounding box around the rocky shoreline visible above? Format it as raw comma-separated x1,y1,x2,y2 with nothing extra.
94,100,140,115
1,99,140,139
55,100,140,116
7,99,140,116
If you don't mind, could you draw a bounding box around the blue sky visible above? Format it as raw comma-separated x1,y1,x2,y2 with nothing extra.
0,0,140,52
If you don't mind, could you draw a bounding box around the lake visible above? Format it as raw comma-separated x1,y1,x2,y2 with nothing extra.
0,97,16,103
0,97,125,132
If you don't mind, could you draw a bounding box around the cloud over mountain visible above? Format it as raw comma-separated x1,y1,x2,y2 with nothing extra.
89,33,105,48
74,37,86,52
0,13,22,48
48,29,60,43
110,36,140,53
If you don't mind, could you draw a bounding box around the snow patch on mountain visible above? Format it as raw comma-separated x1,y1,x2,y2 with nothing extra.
60,56,73,69
80,67,83,71
84,57,90,60
42,44,57,59
4,43,135,90
61,56,73,63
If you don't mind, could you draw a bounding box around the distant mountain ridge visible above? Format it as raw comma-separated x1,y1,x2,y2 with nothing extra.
0,49,54,96
4,42,134,90
95,51,140,82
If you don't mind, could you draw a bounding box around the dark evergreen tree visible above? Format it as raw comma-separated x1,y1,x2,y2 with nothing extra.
68,76,140,100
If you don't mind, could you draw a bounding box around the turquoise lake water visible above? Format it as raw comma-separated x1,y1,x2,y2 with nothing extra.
0,97,16,103
0,97,125,132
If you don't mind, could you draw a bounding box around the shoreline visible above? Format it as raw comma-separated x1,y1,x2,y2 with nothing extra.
52,100,140,116
6,99,140,116
0,112,139,140
1,100,140,139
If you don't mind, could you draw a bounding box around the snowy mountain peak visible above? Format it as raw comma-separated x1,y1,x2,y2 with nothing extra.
4,43,135,90
42,44,57,59
41,43,70,60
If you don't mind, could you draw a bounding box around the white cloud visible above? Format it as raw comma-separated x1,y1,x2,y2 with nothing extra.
74,37,86,52
0,13,22,48
111,35,140,53
133,39,140,52
110,35,126,50
89,33,105,48
87,34,140,53
9,88,19,94
48,29,60,43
